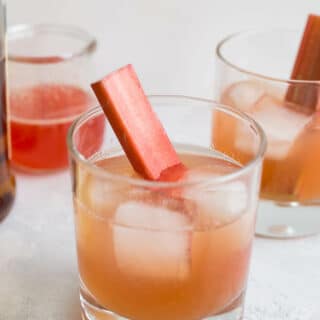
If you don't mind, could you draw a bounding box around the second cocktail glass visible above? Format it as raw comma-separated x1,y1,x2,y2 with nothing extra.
8,24,97,172
68,96,266,320
215,29,320,238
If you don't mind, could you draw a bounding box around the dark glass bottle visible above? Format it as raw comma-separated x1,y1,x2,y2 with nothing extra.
0,1,15,222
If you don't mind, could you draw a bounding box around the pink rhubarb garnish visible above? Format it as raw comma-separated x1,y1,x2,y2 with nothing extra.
285,14,320,113
91,64,185,181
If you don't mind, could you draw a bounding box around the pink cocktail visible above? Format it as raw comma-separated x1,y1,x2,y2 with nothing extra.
8,24,97,172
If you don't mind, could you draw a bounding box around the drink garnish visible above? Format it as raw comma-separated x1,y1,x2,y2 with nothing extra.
285,14,320,113
91,64,185,181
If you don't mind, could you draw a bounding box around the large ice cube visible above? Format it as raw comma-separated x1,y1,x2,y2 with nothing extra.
252,95,311,140
184,170,248,226
222,81,264,111
84,176,127,215
251,95,311,159
113,201,191,279
235,94,312,159
125,183,197,218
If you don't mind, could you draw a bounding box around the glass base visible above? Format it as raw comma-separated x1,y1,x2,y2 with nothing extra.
256,200,320,239
80,291,244,320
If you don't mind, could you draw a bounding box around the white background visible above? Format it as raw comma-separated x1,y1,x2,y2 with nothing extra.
7,0,320,98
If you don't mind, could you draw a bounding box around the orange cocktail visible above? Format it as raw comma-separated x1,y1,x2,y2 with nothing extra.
215,26,320,238
76,152,253,320
68,96,265,320
218,81,320,203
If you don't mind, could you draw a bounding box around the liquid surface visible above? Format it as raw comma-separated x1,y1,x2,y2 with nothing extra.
75,149,255,320
10,84,94,171
93,148,240,180
218,80,320,203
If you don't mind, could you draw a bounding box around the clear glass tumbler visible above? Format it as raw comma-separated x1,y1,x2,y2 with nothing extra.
7,24,97,172
67,96,266,320
215,29,320,238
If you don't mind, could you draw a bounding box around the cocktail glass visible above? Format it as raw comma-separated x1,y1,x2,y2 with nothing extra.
67,96,266,320
215,29,320,238
8,24,97,172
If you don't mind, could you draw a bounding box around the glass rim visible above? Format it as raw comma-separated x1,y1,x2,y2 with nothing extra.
216,28,320,86
7,23,97,64
67,95,267,188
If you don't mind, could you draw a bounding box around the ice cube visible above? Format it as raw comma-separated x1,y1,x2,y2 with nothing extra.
113,201,192,279
234,94,312,160
250,95,311,159
222,81,264,111
127,187,195,216
84,176,127,215
252,95,310,140
88,178,112,207
184,173,248,225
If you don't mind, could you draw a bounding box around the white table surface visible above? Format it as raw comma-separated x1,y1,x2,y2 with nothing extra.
0,172,319,320
2,1,320,319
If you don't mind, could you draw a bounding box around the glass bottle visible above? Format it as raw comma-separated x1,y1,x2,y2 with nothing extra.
0,0,15,222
